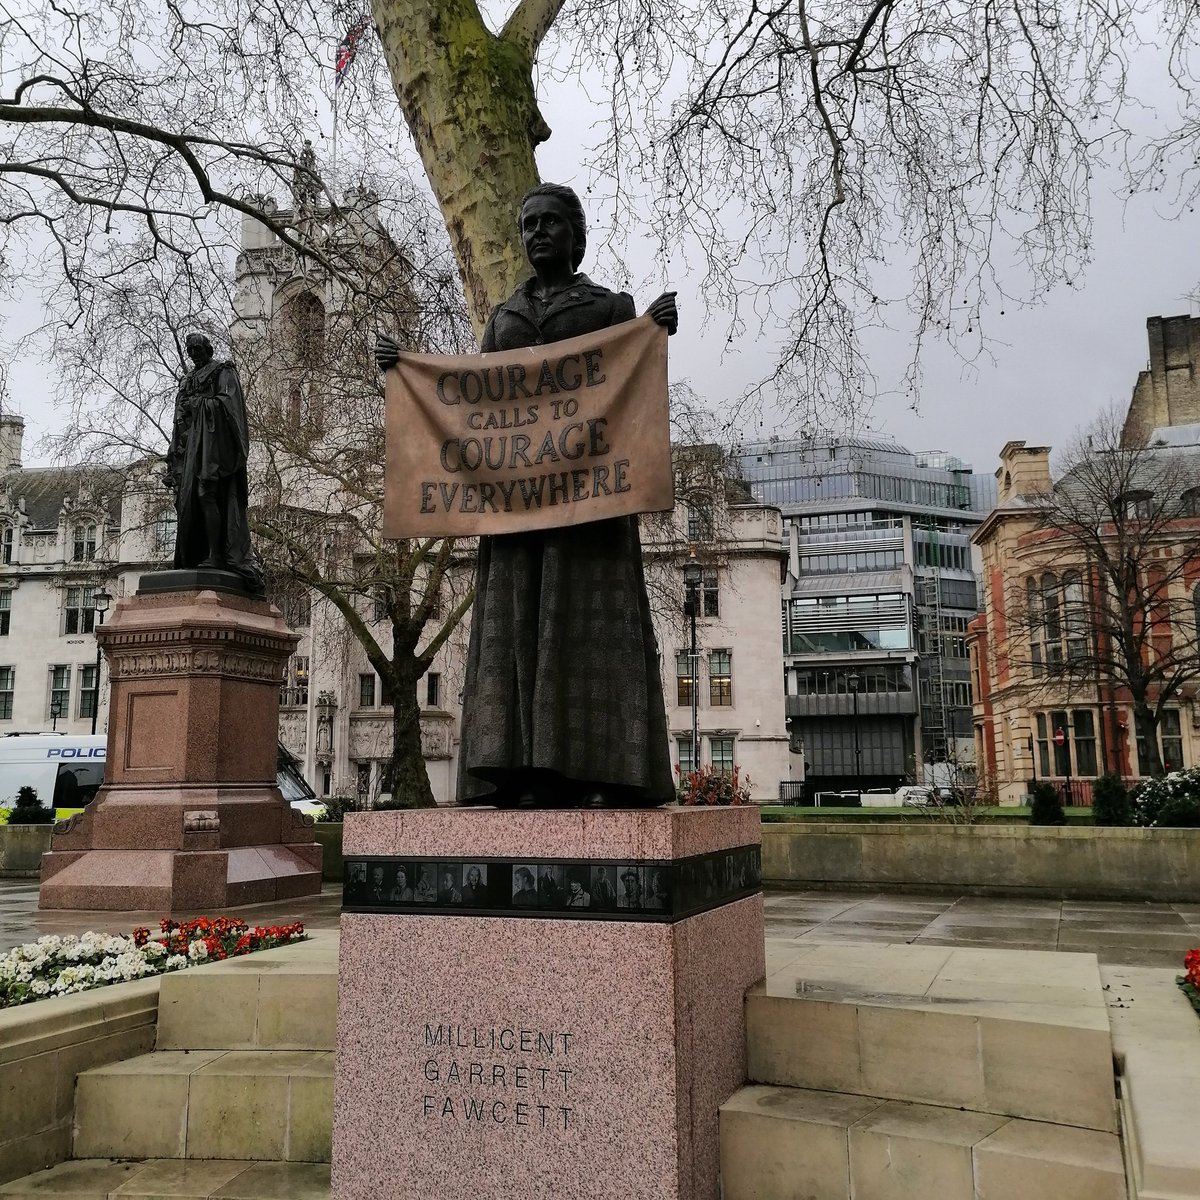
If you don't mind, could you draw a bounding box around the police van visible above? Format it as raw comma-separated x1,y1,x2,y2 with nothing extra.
0,734,106,809
0,734,317,812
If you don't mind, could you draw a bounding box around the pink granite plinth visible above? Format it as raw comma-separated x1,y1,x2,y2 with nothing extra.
332,807,765,1200
38,587,322,911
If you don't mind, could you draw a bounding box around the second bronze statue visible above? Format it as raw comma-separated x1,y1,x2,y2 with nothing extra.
378,183,679,810
164,333,264,594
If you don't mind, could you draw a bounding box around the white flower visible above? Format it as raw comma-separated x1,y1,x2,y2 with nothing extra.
164,955,188,971
187,940,208,962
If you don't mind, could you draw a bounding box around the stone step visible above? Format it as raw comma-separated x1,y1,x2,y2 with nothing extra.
73,1050,333,1163
719,1085,1128,1200
750,942,1119,1131
156,960,337,1051
0,1159,330,1198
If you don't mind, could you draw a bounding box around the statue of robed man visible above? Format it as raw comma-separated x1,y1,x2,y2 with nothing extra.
164,333,263,592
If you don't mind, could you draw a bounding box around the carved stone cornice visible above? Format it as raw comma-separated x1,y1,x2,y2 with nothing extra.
107,646,288,683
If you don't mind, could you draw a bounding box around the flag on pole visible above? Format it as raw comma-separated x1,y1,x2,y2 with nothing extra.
335,15,372,87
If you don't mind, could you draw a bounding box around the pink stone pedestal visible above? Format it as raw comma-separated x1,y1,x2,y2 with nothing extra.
39,587,322,911
332,807,764,1200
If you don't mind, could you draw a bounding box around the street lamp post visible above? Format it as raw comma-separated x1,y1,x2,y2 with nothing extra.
683,550,703,776
50,698,63,732
847,671,862,803
91,589,112,735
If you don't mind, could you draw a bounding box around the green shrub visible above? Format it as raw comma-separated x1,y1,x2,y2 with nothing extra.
1092,774,1134,826
1154,793,1200,827
313,795,356,823
1133,768,1200,827
7,785,56,826
1029,782,1067,826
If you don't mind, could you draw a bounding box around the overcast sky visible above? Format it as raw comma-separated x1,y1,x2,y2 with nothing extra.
3,24,1198,487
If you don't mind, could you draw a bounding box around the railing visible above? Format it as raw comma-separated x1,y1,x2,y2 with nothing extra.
778,781,807,803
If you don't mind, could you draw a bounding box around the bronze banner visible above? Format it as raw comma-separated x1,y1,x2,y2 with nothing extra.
383,316,674,537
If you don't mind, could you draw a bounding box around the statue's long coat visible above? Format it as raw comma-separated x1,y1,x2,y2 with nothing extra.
166,358,256,579
456,275,675,804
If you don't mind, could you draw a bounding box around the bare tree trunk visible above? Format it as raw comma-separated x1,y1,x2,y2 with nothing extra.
373,0,547,331
1131,701,1164,777
381,664,436,808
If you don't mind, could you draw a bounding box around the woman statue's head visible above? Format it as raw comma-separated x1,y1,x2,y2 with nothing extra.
519,183,587,270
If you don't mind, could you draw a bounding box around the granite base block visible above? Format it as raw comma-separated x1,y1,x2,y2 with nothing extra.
38,587,321,912
331,807,765,1200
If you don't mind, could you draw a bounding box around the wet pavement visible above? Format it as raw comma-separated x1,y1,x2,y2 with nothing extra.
2,879,1197,967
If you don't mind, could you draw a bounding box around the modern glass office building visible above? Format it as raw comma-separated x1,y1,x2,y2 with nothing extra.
733,435,996,798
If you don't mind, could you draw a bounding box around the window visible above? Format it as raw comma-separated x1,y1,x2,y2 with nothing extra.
676,650,695,707
286,291,326,368
281,656,309,707
78,664,98,720
1031,571,1089,671
0,666,12,719
1035,713,1051,777
426,672,441,708
798,548,904,574
72,523,97,563
1162,709,1184,772
1073,709,1097,776
710,736,735,773
686,501,713,543
373,587,388,623
63,587,96,635
358,673,376,708
1,525,12,565
1182,487,1200,517
709,650,732,706
154,510,177,555
49,666,71,720
0,591,9,636
1042,573,1062,667
792,664,913,696
1062,572,1087,661
1050,709,1070,775
677,735,696,775
356,761,371,800
284,586,311,627
1120,490,1154,520
703,570,719,618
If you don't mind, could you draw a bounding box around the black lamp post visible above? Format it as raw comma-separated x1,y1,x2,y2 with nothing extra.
91,588,112,735
683,550,703,774
847,671,862,802
50,698,63,732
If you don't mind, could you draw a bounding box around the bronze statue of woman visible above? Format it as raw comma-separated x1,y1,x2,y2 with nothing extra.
379,183,678,807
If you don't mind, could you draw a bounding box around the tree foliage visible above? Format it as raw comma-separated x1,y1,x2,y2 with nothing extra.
5,0,1200,421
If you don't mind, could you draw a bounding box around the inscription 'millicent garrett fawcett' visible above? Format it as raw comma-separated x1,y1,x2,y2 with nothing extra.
421,1023,577,1130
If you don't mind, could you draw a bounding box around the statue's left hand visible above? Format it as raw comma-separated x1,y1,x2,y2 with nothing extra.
645,291,678,336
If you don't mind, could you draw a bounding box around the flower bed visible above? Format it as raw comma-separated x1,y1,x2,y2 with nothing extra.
676,763,753,806
0,916,306,1009
1179,949,1200,1020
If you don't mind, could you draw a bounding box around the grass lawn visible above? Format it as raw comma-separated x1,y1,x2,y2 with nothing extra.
760,805,1095,824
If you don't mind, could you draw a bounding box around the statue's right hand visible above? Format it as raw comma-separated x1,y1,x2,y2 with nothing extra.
376,332,401,373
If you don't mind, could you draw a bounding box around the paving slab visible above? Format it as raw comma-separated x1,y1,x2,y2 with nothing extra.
2,879,1196,965
1104,963,1200,1200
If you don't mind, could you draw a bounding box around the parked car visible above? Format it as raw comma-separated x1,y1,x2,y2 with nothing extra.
812,790,863,807
860,785,935,808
